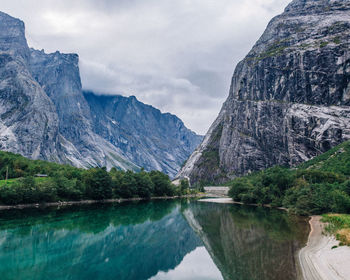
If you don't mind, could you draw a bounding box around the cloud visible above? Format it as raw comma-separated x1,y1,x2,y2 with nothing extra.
1,0,291,134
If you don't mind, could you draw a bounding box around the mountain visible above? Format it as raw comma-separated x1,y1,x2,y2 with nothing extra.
0,11,202,176
0,11,137,171
84,92,202,177
177,0,350,184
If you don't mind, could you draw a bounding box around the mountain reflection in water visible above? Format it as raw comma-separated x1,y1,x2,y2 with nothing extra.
184,202,309,280
0,200,308,280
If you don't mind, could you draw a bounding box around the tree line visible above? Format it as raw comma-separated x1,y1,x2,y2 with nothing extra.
0,151,192,205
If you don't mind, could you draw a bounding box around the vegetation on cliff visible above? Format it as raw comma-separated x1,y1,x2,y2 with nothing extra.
0,151,192,205
228,141,350,215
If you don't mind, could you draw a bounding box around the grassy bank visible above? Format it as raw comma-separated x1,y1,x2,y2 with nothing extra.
322,214,350,246
227,140,350,215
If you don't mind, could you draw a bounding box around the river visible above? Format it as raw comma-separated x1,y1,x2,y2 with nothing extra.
0,199,309,280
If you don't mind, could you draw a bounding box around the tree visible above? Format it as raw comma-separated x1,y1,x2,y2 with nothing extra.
84,168,112,200
118,171,138,198
149,171,174,196
180,179,189,195
135,171,154,198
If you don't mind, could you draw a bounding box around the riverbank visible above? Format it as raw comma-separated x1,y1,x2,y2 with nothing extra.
0,194,205,211
298,216,350,280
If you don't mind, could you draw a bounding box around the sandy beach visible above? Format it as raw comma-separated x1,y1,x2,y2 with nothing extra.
298,216,350,280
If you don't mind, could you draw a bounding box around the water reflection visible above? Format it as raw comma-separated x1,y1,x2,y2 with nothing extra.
0,201,205,280
0,200,309,280
184,202,309,280
150,247,223,280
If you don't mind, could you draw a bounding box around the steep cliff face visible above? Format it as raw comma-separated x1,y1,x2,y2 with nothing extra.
0,11,202,175
84,92,203,177
178,0,350,183
29,49,138,170
0,11,63,162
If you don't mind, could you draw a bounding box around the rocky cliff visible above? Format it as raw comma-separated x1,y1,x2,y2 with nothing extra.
29,49,139,170
0,11,63,164
0,11,202,176
178,0,350,183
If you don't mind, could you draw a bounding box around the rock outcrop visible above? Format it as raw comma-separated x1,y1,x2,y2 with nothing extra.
178,0,350,183
0,11,202,176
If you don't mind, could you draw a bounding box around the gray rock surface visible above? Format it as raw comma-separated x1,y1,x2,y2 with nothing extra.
0,11,63,163
0,11,202,175
178,0,350,183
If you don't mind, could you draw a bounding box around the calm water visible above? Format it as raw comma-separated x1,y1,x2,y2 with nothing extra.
0,200,309,280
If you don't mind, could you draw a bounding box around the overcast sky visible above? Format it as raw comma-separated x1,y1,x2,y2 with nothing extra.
1,0,291,134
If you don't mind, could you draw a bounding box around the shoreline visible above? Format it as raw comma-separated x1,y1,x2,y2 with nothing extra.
200,198,350,279
0,194,205,211
198,197,288,211
298,216,350,280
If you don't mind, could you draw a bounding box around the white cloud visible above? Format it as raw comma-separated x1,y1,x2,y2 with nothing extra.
1,0,291,134
150,246,223,280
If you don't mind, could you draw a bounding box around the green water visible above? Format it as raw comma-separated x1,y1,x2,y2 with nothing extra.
0,200,309,280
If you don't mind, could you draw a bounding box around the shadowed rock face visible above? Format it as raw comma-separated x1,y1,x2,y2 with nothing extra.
178,0,350,183
183,202,309,280
0,11,202,175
